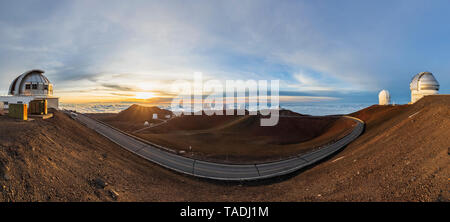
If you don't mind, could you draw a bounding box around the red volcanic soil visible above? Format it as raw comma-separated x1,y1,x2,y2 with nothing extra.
145,109,306,133
147,112,242,132
216,115,341,144
87,105,173,132
114,105,172,123
0,110,186,201
92,107,356,164
350,104,411,131
0,95,448,201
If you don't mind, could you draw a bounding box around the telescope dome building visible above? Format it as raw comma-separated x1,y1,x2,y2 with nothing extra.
410,72,439,104
378,89,391,105
1,70,59,109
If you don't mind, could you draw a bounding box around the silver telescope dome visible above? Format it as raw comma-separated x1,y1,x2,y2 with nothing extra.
410,72,439,91
410,72,439,103
8,69,54,96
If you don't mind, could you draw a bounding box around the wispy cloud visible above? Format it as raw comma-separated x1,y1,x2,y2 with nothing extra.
101,84,134,92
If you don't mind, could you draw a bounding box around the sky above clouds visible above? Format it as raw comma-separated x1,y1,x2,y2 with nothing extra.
0,0,449,104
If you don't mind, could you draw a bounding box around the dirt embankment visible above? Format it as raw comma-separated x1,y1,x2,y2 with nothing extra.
0,111,189,201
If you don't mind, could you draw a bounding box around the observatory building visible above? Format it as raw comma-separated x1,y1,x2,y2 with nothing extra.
410,72,440,104
0,70,59,109
378,89,391,105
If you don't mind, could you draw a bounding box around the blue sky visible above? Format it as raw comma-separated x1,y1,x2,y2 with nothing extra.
0,0,449,104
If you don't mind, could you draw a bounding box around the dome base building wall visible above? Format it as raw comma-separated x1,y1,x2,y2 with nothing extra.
411,89,439,104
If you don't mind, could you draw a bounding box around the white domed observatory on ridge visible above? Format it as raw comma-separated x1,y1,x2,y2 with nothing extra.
378,90,391,105
409,72,440,104
0,69,59,109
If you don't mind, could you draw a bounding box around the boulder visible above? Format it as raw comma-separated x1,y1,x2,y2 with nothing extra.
92,178,108,189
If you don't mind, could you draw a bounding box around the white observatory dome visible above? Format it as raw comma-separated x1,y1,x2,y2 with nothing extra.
1,69,59,110
8,69,53,96
410,72,439,103
378,89,391,105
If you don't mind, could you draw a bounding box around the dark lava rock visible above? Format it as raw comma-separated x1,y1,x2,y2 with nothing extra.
92,178,108,189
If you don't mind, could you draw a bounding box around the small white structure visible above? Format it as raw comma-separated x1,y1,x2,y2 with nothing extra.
144,121,150,126
165,114,171,119
378,90,391,105
410,72,439,103
152,114,158,119
0,70,59,109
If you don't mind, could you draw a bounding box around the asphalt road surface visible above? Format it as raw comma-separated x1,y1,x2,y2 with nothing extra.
71,112,365,181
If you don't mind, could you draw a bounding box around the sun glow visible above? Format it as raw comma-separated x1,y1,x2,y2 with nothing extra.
135,92,155,100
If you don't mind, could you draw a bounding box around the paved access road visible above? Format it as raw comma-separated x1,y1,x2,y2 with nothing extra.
72,112,364,181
